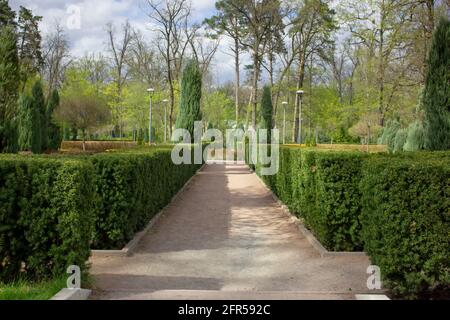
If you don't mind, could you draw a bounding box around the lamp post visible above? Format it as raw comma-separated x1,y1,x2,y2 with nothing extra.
147,88,155,145
296,90,305,144
282,101,288,145
162,99,169,143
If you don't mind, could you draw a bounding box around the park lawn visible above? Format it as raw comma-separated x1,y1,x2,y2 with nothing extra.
0,276,67,300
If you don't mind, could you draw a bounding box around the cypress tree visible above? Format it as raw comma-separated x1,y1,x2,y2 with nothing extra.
260,85,273,142
18,94,35,151
423,17,450,150
176,60,202,139
0,24,20,152
46,89,62,150
31,80,45,152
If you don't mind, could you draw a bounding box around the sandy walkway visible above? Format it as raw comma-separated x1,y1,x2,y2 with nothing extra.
90,163,373,300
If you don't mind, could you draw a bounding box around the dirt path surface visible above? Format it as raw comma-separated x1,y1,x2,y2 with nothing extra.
90,163,373,300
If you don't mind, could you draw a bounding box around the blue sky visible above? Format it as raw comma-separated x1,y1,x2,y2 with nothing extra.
9,0,239,83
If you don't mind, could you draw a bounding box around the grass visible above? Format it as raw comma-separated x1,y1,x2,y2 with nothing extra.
0,276,67,300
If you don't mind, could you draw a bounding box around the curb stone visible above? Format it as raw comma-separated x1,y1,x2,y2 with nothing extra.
51,288,92,300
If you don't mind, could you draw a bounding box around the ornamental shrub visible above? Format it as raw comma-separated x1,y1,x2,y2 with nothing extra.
423,17,450,151
90,147,204,249
361,155,450,299
0,156,95,282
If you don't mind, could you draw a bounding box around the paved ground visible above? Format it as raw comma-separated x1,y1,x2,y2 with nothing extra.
90,163,373,300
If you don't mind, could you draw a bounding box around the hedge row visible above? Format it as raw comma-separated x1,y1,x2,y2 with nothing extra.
0,146,203,282
0,156,95,282
91,148,202,249
250,146,449,298
361,155,449,298
261,148,366,251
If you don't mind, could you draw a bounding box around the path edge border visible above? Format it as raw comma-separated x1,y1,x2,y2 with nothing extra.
91,164,207,258
51,288,92,300
250,168,368,259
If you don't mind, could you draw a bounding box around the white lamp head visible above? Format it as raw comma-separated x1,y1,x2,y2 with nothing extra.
282,101,288,105
296,90,305,95
147,88,155,94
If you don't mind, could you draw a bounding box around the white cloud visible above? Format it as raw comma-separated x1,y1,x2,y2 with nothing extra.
9,0,238,84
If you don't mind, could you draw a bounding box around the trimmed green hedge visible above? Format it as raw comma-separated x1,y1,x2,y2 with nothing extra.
91,149,203,249
361,155,450,299
0,146,204,282
250,146,449,298
261,148,366,251
0,156,95,282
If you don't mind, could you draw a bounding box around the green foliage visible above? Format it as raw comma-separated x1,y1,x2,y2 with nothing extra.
176,60,202,139
0,25,20,153
31,80,46,151
423,17,450,151
403,121,425,152
361,155,450,299
260,86,273,134
0,156,95,282
90,148,204,249
393,128,408,153
0,0,17,27
17,6,43,84
379,119,400,152
249,145,450,297
46,90,62,150
0,119,18,153
260,148,366,251
18,94,37,152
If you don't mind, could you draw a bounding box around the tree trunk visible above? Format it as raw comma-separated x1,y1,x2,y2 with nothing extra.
82,129,86,152
235,36,240,125
293,54,306,143
251,50,260,130
378,0,386,127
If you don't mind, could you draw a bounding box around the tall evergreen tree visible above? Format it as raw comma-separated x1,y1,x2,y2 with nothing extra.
18,6,43,86
0,0,16,27
31,79,46,152
423,17,450,151
18,94,36,152
46,89,62,150
176,60,202,139
0,24,20,152
260,85,273,142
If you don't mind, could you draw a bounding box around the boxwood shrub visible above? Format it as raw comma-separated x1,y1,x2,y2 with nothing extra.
249,146,449,298
90,148,203,249
260,148,365,251
361,154,450,299
0,156,95,282
0,146,204,281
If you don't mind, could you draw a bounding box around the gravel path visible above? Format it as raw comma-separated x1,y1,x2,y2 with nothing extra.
90,163,373,300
